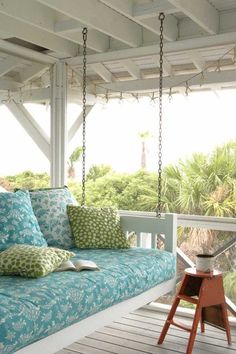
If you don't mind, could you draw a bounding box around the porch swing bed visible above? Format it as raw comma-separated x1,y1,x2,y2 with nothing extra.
0,216,176,354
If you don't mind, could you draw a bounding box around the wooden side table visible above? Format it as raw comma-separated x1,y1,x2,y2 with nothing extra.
158,268,232,354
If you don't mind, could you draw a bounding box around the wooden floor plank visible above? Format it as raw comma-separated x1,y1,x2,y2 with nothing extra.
115,315,233,345
68,341,114,354
86,332,183,354
99,324,235,353
57,308,235,354
134,308,236,335
124,312,236,340
70,338,146,354
106,322,236,350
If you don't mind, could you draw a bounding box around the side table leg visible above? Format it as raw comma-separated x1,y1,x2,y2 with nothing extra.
186,304,202,354
158,296,180,344
221,302,232,345
200,309,205,333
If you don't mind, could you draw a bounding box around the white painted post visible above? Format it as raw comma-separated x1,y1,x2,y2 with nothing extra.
164,213,177,255
50,61,67,187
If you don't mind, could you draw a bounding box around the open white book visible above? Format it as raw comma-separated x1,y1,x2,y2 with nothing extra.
55,259,100,272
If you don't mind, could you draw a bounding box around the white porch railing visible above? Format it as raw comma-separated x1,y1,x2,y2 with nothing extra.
120,211,236,317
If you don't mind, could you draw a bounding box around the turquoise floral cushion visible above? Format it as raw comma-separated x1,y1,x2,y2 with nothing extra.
67,205,130,249
0,248,175,353
0,190,47,251
29,187,77,249
0,244,75,278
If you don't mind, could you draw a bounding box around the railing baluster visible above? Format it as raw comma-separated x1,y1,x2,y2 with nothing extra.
136,233,141,247
151,233,157,249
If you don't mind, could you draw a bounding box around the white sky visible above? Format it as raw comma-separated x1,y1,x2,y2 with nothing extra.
0,89,235,177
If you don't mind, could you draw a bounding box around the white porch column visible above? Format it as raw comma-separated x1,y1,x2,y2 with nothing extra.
50,61,67,187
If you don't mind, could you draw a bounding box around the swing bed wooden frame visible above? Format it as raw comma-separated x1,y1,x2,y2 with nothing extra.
15,211,177,354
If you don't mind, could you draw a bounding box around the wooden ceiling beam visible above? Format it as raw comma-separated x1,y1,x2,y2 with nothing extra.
0,77,21,90
133,0,178,19
17,63,49,83
0,39,57,64
68,89,97,105
140,16,178,41
92,69,236,93
0,0,107,53
68,31,236,66
37,0,142,47
0,88,50,103
54,19,85,34
168,0,219,34
122,59,141,80
189,51,206,71
91,63,113,83
0,12,77,57
65,31,109,53
0,55,19,77
152,55,173,76
100,0,178,41
54,20,109,52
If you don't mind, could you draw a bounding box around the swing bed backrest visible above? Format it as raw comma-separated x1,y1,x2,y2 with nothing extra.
120,211,177,254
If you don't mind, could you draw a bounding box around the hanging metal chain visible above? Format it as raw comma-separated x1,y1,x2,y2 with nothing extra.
81,27,88,206
156,12,165,218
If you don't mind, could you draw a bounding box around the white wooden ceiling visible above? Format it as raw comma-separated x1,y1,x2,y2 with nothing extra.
0,0,236,98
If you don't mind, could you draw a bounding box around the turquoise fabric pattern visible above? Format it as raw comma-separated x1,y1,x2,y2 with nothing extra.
0,190,47,251
0,248,176,353
29,187,77,249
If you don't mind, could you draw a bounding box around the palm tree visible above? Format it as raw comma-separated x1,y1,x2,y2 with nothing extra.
68,146,83,179
139,143,236,257
138,131,152,169
172,143,236,265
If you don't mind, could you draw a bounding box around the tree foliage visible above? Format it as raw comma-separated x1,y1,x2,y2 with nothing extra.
3,171,49,191
86,164,113,181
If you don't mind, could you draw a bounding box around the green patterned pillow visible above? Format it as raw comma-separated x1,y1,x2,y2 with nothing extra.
67,205,130,249
0,245,75,278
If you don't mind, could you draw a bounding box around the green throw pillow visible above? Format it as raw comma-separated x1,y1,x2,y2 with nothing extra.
0,245,75,278
67,205,130,249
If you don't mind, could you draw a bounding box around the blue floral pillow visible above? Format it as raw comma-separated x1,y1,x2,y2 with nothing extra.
29,187,77,249
0,190,47,251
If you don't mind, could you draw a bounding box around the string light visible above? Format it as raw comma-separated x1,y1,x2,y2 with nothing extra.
185,82,190,96
199,72,205,87
119,92,123,104
105,90,109,103
168,88,173,102
131,93,139,102
149,92,157,106
215,60,221,72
